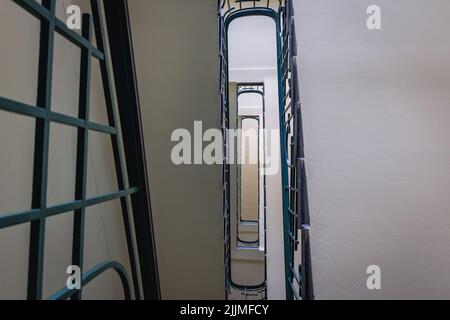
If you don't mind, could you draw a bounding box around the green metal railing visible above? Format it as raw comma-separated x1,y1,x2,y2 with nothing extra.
279,0,314,300
219,5,232,300
221,0,279,20
0,0,139,300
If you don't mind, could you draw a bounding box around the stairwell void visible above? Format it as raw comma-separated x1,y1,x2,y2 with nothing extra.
220,0,313,300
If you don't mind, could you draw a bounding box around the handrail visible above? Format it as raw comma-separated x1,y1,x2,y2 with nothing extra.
221,0,281,20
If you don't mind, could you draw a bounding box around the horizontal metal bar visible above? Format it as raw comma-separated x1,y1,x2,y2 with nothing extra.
0,188,138,229
0,97,117,135
87,121,117,135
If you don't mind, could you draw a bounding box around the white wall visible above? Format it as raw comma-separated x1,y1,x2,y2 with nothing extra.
295,0,450,299
0,0,134,300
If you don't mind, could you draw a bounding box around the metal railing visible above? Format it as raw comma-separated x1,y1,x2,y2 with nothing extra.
221,0,280,20
0,0,140,300
279,0,314,300
219,0,314,300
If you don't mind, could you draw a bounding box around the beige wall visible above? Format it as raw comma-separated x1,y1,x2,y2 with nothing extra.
128,0,225,299
0,0,134,299
240,118,260,222
295,0,450,299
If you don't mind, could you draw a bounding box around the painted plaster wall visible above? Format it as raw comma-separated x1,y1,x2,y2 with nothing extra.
295,0,450,299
